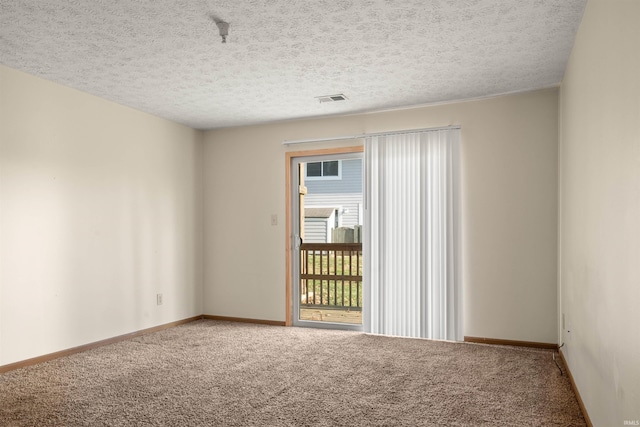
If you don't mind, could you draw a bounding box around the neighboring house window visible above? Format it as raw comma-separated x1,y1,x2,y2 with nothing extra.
306,160,341,180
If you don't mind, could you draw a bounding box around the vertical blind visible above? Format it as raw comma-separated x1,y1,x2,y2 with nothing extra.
363,128,462,340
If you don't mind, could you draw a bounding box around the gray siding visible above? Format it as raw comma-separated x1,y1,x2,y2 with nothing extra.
302,158,362,242
305,193,362,227
305,158,362,194
303,218,328,243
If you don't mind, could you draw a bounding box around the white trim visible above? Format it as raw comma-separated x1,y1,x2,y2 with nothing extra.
283,125,461,145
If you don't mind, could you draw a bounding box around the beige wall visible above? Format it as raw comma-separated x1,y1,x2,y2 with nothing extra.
559,0,640,425
0,65,204,366
203,88,559,343
0,63,561,365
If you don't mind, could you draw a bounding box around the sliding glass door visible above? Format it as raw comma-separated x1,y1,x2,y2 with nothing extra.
290,152,363,330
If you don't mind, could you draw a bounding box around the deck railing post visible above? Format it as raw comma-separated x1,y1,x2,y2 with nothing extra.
298,243,362,311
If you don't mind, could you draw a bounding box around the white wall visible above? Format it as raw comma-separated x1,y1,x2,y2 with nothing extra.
559,0,640,425
0,65,204,366
203,88,559,343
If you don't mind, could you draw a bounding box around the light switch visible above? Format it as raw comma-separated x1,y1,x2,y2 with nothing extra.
271,214,278,226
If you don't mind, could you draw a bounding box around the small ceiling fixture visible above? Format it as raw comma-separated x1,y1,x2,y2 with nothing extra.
212,17,230,43
315,94,348,103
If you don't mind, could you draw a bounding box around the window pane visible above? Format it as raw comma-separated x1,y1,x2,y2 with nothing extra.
307,162,322,177
323,161,339,176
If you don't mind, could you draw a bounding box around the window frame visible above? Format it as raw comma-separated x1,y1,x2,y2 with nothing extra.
305,160,342,181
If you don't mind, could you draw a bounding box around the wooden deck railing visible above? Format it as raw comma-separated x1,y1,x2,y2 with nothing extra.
300,243,363,310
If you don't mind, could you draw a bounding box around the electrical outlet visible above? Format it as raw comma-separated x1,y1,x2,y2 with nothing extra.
271,214,278,226
157,293,163,305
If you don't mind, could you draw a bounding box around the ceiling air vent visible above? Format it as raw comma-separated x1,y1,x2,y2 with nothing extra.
316,94,348,103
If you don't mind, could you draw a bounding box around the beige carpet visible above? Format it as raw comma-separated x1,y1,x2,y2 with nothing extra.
1,320,585,426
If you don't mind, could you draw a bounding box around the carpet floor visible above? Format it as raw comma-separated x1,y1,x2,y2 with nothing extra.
0,320,585,426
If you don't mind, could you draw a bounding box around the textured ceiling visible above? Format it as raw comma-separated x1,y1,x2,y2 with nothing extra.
0,0,586,130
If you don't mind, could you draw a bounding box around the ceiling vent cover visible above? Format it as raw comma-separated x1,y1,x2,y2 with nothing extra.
316,94,348,103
